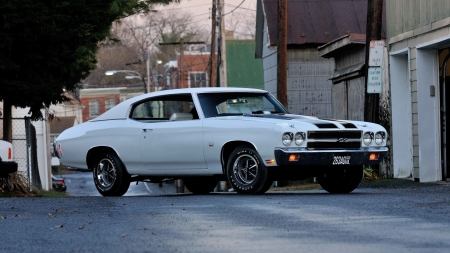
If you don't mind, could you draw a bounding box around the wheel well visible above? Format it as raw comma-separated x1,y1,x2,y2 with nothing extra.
221,141,255,174
86,146,122,170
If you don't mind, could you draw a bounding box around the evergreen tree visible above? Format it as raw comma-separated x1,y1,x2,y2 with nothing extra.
0,0,178,140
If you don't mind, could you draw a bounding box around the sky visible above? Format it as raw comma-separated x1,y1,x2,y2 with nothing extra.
155,0,257,39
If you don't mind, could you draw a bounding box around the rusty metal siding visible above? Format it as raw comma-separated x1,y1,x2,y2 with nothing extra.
287,49,334,118
387,0,450,39
262,0,386,46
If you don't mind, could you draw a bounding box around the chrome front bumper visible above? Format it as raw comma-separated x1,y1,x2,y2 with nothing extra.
274,147,388,166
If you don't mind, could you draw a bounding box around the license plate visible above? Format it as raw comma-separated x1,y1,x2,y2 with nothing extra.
332,155,351,165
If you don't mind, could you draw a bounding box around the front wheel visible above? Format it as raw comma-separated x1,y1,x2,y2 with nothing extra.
93,152,130,196
317,165,363,193
226,145,269,194
184,177,218,194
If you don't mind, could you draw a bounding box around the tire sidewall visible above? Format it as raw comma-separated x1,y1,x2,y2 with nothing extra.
93,152,129,196
227,146,268,194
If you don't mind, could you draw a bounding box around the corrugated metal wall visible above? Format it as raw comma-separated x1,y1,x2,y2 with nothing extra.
261,12,334,119
287,49,334,118
387,0,450,39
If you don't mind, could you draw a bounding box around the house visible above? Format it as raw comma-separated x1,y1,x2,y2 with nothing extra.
387,0,450,182
80,87,144,123
164,47,210,89
255,0,371,118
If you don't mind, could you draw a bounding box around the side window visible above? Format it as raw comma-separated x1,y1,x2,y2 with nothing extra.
130,94,197,122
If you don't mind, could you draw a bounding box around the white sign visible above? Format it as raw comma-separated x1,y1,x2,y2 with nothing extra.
367,67,382,94
369,40,385,67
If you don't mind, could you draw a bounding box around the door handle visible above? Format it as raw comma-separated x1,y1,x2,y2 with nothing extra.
143,129,153,132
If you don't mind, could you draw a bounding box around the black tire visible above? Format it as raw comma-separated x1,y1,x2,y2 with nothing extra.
93,152,130,196
255,178,273,194
226,145,269,194
184,177,218,194
317,165,363,193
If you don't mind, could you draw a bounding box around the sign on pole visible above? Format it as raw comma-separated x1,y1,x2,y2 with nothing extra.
367,67,382,94
369,40,384,67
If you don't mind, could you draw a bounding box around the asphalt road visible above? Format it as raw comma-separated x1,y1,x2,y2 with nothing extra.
61,172,178,196
0,179,449,253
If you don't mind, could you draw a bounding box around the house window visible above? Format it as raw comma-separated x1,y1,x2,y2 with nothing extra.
89,100,100,117
189,72,207,88
105,99,116,111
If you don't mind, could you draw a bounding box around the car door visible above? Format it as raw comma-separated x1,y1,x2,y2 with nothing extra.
131,94,207,172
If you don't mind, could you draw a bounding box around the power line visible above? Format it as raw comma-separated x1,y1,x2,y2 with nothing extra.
222,0,246,17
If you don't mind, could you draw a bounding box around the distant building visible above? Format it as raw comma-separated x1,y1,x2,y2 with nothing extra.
79,87,144,122
226,40,264,89
255,0,379,119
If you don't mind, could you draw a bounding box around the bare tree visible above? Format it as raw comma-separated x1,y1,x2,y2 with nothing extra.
83,44,142,88
84,10,210,88
225,10,256,39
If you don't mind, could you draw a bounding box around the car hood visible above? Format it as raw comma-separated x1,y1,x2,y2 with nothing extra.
217,114,382,131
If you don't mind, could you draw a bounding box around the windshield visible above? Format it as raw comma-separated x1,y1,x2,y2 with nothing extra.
197,92,288,118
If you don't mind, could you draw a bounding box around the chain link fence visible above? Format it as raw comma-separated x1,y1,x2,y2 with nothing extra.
0,118,42,189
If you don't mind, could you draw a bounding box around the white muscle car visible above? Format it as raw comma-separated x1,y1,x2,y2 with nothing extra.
54,87,388,196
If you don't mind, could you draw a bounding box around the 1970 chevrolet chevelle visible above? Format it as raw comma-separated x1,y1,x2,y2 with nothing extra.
54,87,388,196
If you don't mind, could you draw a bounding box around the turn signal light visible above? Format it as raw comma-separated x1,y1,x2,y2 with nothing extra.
8,148,12,160
289,154,300,162
369,153,380,160
265,159,275,165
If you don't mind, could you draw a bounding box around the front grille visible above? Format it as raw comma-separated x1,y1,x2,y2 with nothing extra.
307,131,362,150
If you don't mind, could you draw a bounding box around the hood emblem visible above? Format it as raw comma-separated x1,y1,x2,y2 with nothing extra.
337,138,348,142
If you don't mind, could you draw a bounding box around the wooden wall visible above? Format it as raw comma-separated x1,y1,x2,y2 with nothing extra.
387,0,450,39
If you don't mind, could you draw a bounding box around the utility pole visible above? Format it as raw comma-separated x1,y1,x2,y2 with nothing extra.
210,0,217,87
364,0,383,123
219,0,227,87
277,0,288,107
160,39,204,89
146,48,151,93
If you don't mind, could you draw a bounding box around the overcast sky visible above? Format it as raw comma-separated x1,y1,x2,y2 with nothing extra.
156,0,257,38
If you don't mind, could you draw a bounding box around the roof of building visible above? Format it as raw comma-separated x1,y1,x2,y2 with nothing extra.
226,40,264,89
318,33,367,58
256,0,386,50
50,116,76,135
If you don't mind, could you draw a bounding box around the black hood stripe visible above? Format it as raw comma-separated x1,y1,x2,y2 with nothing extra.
326,119,358,129
243,114,339,129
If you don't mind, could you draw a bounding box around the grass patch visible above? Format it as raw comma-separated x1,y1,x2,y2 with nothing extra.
1,172,69,198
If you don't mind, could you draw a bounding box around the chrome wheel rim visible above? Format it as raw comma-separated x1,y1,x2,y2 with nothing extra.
233,154,258,185
96,158,116,188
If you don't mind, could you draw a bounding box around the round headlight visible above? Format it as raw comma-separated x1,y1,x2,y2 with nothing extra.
363,132,373,145
295,132,305,146
282,132,293,146
375,132,385,145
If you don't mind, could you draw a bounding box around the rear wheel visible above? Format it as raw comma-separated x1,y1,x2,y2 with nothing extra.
184,177,218,194
226,145,269,194
317,165,363,193
93,152,130,196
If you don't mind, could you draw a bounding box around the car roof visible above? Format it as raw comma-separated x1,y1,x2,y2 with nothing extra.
91,87,268,121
